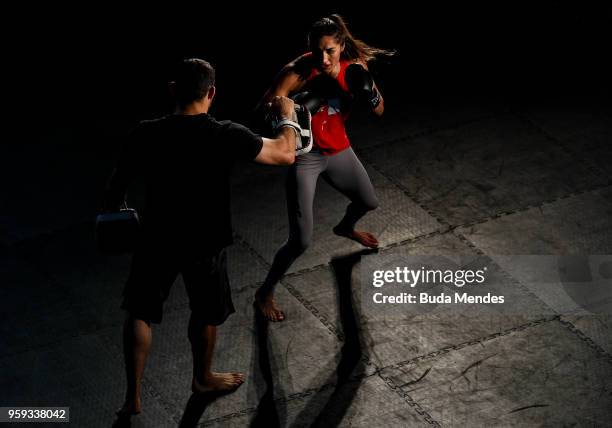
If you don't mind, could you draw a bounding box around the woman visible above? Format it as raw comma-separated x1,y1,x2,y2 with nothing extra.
255,15,394,321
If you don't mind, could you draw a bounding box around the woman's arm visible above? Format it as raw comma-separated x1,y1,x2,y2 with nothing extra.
258,55,311,106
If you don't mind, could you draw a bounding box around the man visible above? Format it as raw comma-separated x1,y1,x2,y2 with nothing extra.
103,58,297,416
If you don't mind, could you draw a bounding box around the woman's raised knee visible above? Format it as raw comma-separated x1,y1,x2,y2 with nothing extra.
364,197,379,212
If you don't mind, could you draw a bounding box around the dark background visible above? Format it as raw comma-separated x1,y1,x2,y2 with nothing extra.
9,3,611,130
1,7,611,425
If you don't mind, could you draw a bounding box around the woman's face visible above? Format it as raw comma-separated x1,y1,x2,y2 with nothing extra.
313,35,344,75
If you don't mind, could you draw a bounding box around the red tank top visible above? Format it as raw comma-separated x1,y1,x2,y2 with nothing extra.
302,53,352,156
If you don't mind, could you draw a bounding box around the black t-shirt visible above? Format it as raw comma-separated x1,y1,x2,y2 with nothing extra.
106,113,263,255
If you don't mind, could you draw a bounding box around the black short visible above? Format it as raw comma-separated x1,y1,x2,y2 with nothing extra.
121,247,234,325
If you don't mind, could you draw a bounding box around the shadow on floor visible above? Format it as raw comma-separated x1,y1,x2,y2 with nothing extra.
291,250,375,428
249,299,287,428
178,392,224,428
250,249,375,427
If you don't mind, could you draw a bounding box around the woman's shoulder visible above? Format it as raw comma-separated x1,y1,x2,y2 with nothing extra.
287,52,317,80
290,52,315,68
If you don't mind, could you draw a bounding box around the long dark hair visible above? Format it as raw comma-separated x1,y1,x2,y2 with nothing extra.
307,14,395,63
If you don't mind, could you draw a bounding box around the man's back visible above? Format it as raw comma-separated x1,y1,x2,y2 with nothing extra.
110,113,263,255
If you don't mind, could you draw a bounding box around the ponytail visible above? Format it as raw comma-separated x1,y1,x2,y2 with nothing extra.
308,14,395,63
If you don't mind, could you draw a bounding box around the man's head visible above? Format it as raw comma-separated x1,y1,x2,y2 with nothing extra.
170,58,216,109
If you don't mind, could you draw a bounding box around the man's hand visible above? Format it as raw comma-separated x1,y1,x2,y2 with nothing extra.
267,96,295,120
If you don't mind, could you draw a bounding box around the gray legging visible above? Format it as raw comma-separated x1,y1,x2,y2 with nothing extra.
261,147,378,293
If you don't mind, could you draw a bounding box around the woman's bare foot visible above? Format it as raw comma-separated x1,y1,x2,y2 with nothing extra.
333,226,379,248
192,372,245,394
116,398,141,417
254,290,285,322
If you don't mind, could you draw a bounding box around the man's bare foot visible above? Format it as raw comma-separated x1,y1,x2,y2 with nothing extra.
116,398,141,417
333,226,379,248
192,372,245,394
254,290,285,322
